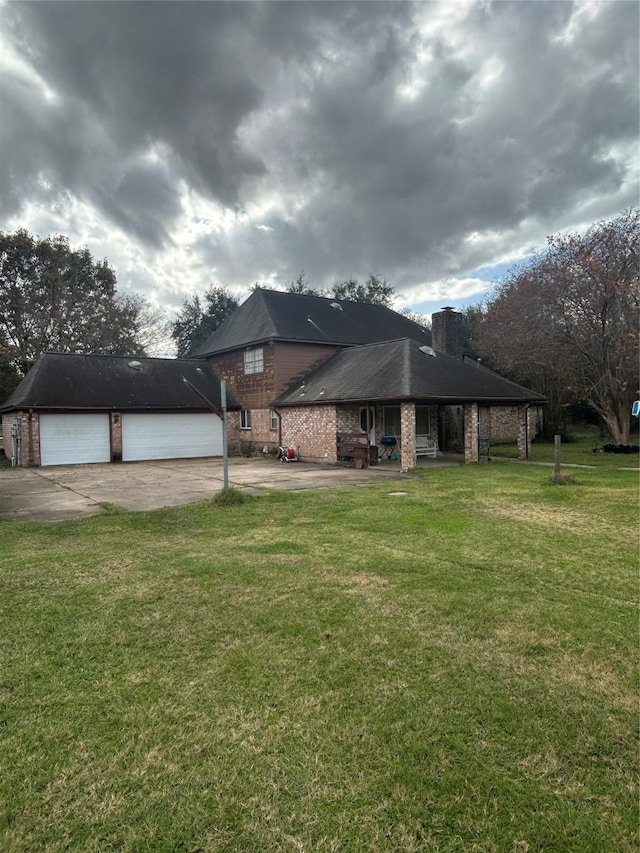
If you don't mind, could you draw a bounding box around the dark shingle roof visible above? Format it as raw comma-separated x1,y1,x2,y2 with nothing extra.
0,353,240,412
194,288,433,356
274,339,546,406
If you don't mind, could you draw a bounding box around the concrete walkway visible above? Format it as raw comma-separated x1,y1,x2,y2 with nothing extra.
0,456,463,522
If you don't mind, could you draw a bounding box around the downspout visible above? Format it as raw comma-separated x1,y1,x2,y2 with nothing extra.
274,409,282,447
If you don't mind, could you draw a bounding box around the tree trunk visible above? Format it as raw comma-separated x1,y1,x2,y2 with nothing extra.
600,408,629,445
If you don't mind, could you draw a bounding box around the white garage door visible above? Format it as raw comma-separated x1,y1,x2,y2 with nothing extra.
122,413,222,461
40,414,111,467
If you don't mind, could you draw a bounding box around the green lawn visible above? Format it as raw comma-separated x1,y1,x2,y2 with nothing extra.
1,462,638,852
490,433,640,468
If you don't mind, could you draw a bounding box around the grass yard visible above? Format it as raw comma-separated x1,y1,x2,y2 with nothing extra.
489,430,640,468
1,462,638,852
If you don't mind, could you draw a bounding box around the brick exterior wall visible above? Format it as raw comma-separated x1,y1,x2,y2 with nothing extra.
336,406,361,433
1,411,41,466
236,407,280,456
463,403,479,463
208,342,338,410
478,406,524,443
226,411,241,455
477,405,540,448
209,343,341,458
280,405,338,463
400,402,416,471
29,412,40,465
208,346,276,410
1,414,14,463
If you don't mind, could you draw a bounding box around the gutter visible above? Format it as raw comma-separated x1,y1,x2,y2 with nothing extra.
274,395,547,407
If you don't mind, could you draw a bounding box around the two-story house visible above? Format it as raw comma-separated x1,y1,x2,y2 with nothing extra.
196,289,545,469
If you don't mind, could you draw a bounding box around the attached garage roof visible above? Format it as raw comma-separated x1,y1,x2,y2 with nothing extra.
274,338,546,406
0,352,240,412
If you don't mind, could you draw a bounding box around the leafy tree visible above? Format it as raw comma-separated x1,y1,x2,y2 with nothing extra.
329,273,395,306
254,272,395,305
0,341,20,401
248,282,275,292
0,229,145,389
472,209,639,444
171,286,240,357
286,271,319,296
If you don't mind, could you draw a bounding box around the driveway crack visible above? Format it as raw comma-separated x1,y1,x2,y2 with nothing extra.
31,469,103,507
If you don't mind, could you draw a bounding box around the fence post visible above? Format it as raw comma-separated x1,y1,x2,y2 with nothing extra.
554,434,561,481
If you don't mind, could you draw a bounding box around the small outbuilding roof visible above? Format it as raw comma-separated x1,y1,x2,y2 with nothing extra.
274,338,546,406
0,352,240,412
195,288,433,356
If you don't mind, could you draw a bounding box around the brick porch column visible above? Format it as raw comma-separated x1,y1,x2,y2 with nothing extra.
17,411,40,466
517,404,530,460
463,403,479,463
400,402,416,472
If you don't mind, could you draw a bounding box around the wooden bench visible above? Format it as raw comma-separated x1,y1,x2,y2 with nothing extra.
337,433,372,468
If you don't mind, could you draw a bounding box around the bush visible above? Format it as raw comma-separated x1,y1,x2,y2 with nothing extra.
211,487,252,506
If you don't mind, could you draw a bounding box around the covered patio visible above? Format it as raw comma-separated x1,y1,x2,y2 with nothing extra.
274,338,545,469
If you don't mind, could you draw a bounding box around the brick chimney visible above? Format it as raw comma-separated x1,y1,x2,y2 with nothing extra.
431,307,463,358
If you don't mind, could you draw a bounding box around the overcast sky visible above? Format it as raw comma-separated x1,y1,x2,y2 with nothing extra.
1,0,638,321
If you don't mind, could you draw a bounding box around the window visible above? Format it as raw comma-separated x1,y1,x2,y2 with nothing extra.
416,406,432,435
244,347,264,375
360,407,373,433
240,410,252,430
383,405,401,437
270,409,278,431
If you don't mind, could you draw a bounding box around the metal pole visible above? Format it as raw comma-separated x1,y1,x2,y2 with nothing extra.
221,379,229,490
184,371,229,490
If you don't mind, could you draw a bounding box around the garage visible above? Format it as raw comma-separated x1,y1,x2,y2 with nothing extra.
122,412,222,461
40,413,111,467
2,353,238,468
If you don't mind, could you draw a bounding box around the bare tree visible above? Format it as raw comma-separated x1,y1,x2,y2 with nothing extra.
399,307,431,329
130,296,175,358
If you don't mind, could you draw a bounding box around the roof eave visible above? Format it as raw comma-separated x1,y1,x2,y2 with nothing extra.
0,403,242,413
198,337,351,358
274,394,547,407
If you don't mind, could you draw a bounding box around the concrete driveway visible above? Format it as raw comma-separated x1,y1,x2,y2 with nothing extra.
0,456,425,522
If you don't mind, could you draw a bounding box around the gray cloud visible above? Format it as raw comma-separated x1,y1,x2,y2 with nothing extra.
0,0,637,307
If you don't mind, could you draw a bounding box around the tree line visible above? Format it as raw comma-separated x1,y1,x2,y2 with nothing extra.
0,229,397,398
171,272,399,357
1,210,638,443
